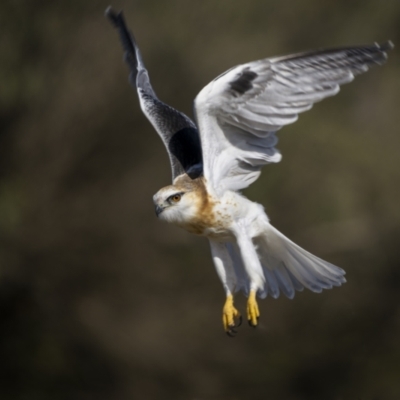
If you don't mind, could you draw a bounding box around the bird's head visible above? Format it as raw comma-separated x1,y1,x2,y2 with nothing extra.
153,185,199,225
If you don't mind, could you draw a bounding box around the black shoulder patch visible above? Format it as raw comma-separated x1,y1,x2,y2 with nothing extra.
168,127,203,179
229,68,258,96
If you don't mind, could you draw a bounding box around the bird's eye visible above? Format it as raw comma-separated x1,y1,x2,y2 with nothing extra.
170,193,182,203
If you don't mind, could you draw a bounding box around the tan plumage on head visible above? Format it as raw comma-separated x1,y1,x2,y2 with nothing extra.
107,7,393,336
154,176,219,236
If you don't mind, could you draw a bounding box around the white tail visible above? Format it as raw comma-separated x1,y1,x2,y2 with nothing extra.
226,224,346,299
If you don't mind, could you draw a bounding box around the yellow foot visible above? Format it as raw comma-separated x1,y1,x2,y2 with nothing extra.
247,290,260,327
222,295,242,337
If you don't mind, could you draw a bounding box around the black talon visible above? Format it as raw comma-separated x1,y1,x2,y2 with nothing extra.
226,324,238,337
236,315,243,327
248,319,257,328
226,329,237,337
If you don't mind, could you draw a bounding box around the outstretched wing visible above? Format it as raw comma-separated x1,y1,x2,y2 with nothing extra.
106,8,203,181
194,42,393,194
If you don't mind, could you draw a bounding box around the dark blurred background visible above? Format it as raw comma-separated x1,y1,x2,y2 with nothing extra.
1,1,400,399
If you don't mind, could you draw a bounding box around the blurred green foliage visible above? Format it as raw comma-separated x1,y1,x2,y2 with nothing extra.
0,0,400,399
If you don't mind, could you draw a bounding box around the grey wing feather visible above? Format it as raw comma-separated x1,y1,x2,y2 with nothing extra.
106,8,203,181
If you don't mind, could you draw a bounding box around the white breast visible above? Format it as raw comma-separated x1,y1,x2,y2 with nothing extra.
203,191,267,240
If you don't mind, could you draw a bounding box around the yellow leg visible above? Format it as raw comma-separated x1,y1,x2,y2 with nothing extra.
247,290,260,327
222,294,242,337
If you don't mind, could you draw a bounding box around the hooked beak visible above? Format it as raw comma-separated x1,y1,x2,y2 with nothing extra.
155,204,164,217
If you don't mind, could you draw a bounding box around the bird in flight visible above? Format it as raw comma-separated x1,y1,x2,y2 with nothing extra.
106,7,393,336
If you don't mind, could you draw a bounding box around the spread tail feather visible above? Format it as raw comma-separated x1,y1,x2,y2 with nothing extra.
226,224,346,299
255,225,346,299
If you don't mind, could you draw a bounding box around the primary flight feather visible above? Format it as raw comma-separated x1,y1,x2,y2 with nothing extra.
106,7,393,336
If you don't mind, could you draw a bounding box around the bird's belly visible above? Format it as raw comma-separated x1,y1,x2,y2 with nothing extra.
202,225,235,241
179,198,241,240
180,215,235,240
175,190,264,240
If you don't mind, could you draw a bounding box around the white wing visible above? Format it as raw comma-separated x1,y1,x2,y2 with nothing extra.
194,42,393,194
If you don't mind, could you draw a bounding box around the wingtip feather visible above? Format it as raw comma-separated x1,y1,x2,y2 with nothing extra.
105,6,120,25
380,40,394,52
